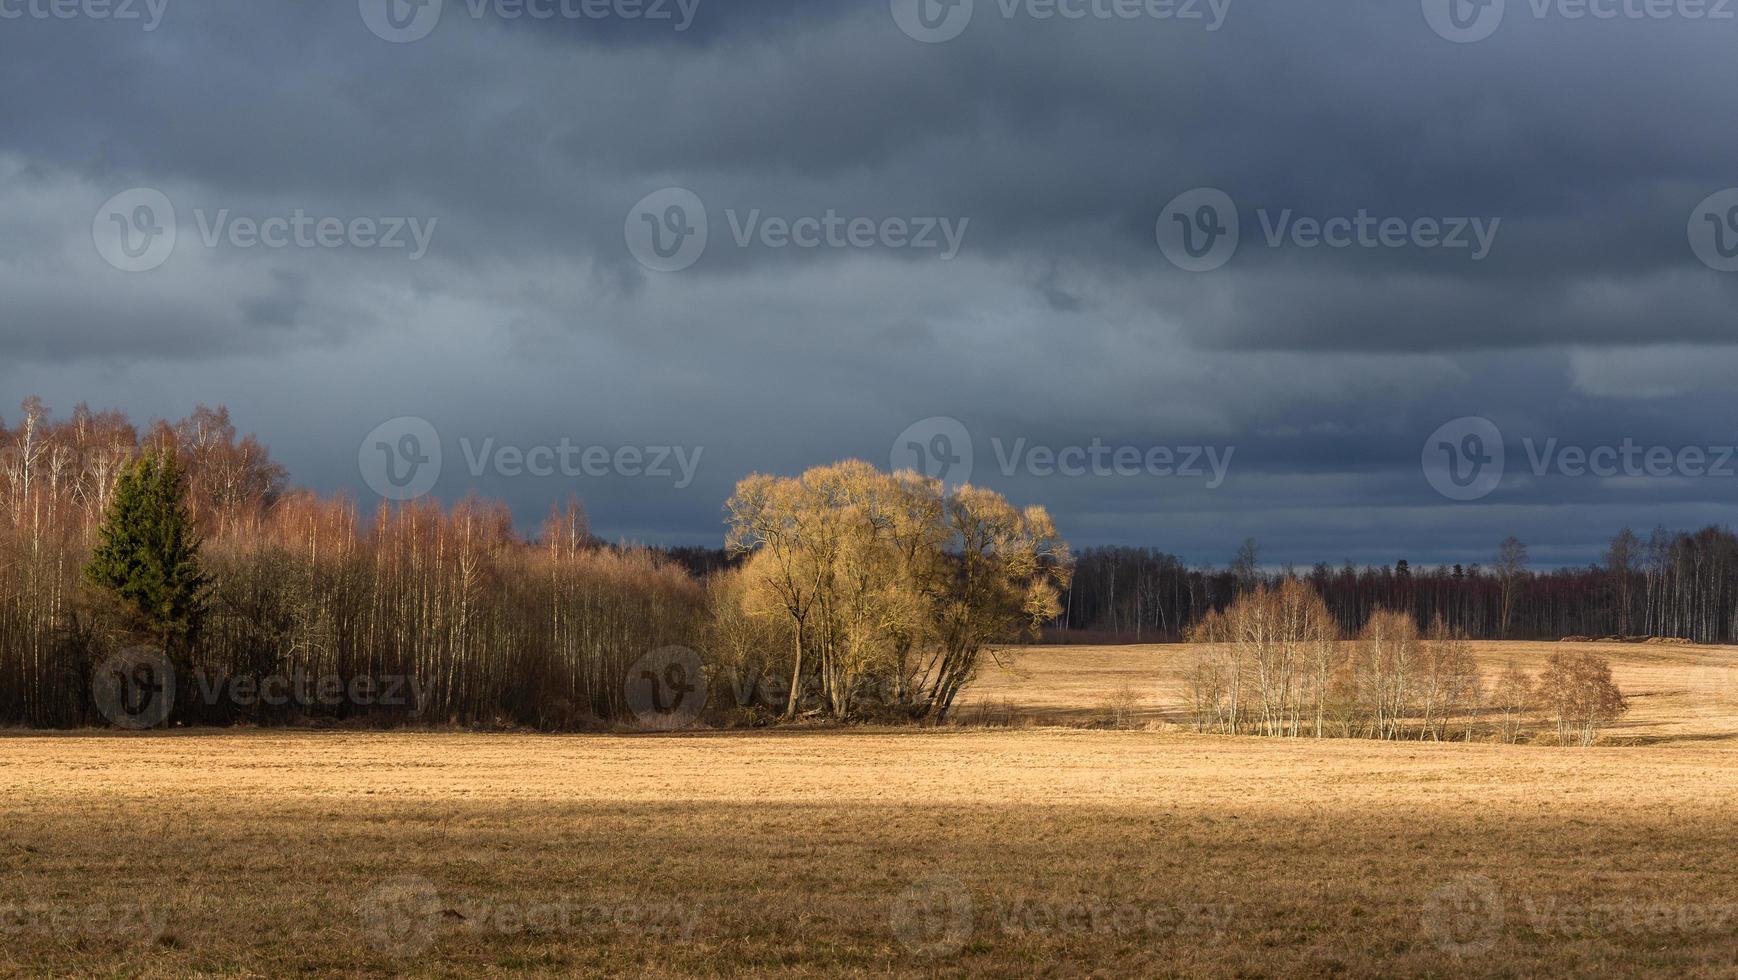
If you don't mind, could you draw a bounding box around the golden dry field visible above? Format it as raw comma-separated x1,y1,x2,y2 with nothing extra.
3,641,1737,978
962,640,1738,743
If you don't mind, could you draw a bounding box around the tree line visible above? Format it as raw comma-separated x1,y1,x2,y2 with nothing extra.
0,400,1064,729
1056,530,1738,644
0,399,701,728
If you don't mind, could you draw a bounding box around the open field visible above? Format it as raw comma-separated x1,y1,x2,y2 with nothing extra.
962,640,1738,743
3,642,1737,977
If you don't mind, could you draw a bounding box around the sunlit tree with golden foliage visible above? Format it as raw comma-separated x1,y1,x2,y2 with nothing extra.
724,461,1070,722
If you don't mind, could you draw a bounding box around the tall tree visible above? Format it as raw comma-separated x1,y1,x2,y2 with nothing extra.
1604,528,1640,636
1231,538,1261,594
1495,537,1528,638
724,462,1070,722
85,451,210,653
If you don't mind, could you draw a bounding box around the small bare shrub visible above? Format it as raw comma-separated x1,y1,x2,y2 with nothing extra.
1098,683,1141,730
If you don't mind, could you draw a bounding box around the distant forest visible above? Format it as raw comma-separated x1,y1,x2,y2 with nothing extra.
1046,532,1738,645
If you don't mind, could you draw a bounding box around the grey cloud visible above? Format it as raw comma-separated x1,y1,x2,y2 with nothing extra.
2,0,1737,566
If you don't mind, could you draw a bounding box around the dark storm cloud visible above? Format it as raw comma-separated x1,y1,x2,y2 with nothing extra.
2,0,1737,565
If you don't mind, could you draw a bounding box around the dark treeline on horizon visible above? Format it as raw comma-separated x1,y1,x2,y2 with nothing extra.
1056,531,1738,645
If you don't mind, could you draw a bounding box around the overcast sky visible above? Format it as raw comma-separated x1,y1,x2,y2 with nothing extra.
5,0,1738,568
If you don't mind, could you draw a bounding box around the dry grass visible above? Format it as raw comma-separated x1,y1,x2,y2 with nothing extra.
962,639,1738,742
2,641,1736,977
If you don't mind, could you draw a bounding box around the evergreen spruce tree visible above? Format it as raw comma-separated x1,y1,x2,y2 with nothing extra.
85,451,209,653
